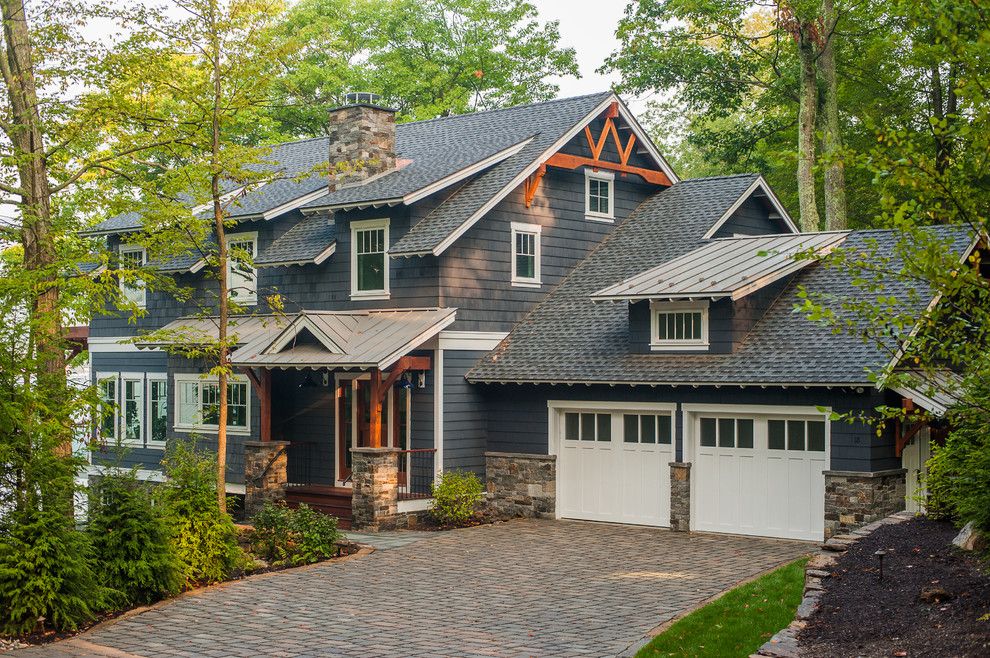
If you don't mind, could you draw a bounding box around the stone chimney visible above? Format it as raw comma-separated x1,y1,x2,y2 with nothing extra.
327,92,397,191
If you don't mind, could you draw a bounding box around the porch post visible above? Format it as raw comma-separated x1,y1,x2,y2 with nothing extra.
351,446,400,530
369,368,383,448
243,367,273,442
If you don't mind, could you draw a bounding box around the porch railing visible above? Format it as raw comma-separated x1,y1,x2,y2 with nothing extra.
398,448,436,500
285,441,333,487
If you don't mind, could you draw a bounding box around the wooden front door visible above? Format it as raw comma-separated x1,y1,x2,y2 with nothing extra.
337,377,410,483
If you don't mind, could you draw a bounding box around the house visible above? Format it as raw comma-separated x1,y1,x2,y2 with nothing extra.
83,91,965,539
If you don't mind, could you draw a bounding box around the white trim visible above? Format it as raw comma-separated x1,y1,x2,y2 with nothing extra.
680,403,830,416
118,244,147,309
701,176,798,240
510,221,542,287
376,312,457,370
96,371,120,443
88,336,144,353
79,465,246,494
226,231,258,306
350,218,390,299
650,300,710,351
437,330,508,351
265,315,343,355
402,138,535,205
146,376,168,448
397,498,433,513
584,169,615,221
119,372,146,447
172,373,252,436
314,242,337,265
261,187,330,220
189,258,208,274
434,347,444,476
470,376,870,388
548,400,677,413
191,186,250,216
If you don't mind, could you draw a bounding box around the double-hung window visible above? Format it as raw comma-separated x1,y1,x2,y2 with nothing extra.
510,222,542,287
97,375,118,441
585,170,614,221
148,378,168,445
122,377,144,444
95,373,167,448
351,219,389,299
175,375,250,434
650,301,709,351
118,245,146,308
226,232,257,305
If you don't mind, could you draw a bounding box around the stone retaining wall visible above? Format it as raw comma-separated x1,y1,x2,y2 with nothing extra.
824,469,906,538
485,452,556,519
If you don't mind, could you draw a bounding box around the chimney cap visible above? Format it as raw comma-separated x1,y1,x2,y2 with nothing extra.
330,91,397,113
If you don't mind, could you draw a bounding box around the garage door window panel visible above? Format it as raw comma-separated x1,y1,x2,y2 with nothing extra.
623,414,672,444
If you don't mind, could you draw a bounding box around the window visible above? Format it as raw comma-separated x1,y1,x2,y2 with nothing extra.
769,419,826,452
122,377,144,444
699,417,754,449
585,170,614,221
623,414,672,444
96,373,167,449
651,301,709,350
175,375,250,434
226,233,257,305
351,219,389,298
149,379,168,445
510,222,542,287
98,376,118,440
118,245,146,308
563,412,611,442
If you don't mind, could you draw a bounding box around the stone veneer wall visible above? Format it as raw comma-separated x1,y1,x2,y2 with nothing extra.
244,440,289,518
669,462,691,532
327,104,396,189
823,469,906,538
485,452,556,519
351,447,399,531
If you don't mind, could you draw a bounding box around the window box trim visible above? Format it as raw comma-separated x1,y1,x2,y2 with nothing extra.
172,373,252,436
650,300,710,351
585,169,615,221
350,218,390,299
510,221,542,288
226,231,258,306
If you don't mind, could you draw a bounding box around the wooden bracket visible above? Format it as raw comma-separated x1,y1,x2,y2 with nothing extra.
545,152,672,186
524,164,547,208
369,355,432,448
894,398,926,457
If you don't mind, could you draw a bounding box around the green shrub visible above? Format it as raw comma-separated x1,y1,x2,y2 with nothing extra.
249,501,340,566
87,470,182,605
160,441,242,587
927,426,990,532
0,506,110,635
429,470,483,526
922,443,957,521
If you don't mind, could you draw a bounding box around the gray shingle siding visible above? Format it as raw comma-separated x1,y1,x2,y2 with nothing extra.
714,196,788,237
482,383,895,473
442,350,489,475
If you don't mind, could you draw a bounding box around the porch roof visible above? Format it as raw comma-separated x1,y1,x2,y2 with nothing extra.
143,308,455,370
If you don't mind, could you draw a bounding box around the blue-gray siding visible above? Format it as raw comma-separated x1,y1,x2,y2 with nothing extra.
442,350,489,475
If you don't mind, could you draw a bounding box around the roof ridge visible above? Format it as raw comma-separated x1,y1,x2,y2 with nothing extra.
682,173,760,183
396,91,615,128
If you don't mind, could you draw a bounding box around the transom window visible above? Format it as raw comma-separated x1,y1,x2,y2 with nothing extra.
585,170,614,221
700,417,755,449
175,375,250,434
769,419,826,452
510,222,542,287
563,412,611,442
118,245,146,308
651,301,709,350
226,233,257,305
623,414,672,444
351,218,389,298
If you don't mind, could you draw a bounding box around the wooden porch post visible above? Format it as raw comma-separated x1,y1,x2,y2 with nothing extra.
243,368,272,442
369,368,383,448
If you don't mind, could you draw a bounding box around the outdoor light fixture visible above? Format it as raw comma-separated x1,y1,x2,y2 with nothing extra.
875,549,887,581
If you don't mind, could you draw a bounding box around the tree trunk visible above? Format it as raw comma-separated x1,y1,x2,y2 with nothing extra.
797,27,820,232
0,0,69,453
819,0,847,230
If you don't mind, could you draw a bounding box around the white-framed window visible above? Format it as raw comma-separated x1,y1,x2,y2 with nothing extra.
174,374,250,435
226,232,257,305
585,169,614,221
510,222,542,288
650,300,709,351
97,374,118,441
95,373,167,449
350,218,389,299
148,378,168,446
122,376,144,445
118,245,146,308
623,413,673,444
768,418,827,452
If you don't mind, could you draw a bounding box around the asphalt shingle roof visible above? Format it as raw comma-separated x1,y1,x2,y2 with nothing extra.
467,175,972,386
255,216,337,267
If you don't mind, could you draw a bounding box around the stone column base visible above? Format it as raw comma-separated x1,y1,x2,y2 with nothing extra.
244,440,290,519
824,469,906,538
669,462,691,532
485,452,556,519
351,447,400,531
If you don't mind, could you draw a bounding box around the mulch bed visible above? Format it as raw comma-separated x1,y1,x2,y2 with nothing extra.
800,517,990,657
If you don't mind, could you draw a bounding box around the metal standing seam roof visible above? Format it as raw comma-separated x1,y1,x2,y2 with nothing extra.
592,231,849,301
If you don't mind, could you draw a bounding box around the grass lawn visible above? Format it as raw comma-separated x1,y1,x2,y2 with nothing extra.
637,557,809,658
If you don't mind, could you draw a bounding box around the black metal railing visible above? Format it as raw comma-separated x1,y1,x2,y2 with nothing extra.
397,448,436,499
285,441,333,487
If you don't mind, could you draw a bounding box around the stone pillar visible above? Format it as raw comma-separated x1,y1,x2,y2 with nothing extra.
484,452,556,519
824,469,907,538
244,440,289,519
351,447,400,531
669,462,691,532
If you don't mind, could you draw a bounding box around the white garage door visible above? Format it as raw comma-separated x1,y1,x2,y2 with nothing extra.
691,411,827,541
556,407,673,526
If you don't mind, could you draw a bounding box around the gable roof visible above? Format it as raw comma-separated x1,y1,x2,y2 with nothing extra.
254,216,337,268
466,176,973,387
592,231,848,302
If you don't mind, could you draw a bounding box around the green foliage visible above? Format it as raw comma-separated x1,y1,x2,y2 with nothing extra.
160,441,242,587
249,501,341,566
429,470,483,525
87,470,182,606
923,443,958,522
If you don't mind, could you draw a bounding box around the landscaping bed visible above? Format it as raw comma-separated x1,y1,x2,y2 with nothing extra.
800,517,990,657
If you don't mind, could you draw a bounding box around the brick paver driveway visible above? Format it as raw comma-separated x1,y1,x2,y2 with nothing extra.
16,519,810,658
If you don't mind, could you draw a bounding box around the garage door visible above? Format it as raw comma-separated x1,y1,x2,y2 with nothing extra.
691,412,827,541
557,408,673,526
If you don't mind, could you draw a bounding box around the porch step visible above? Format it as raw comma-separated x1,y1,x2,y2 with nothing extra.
285,485,353,530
